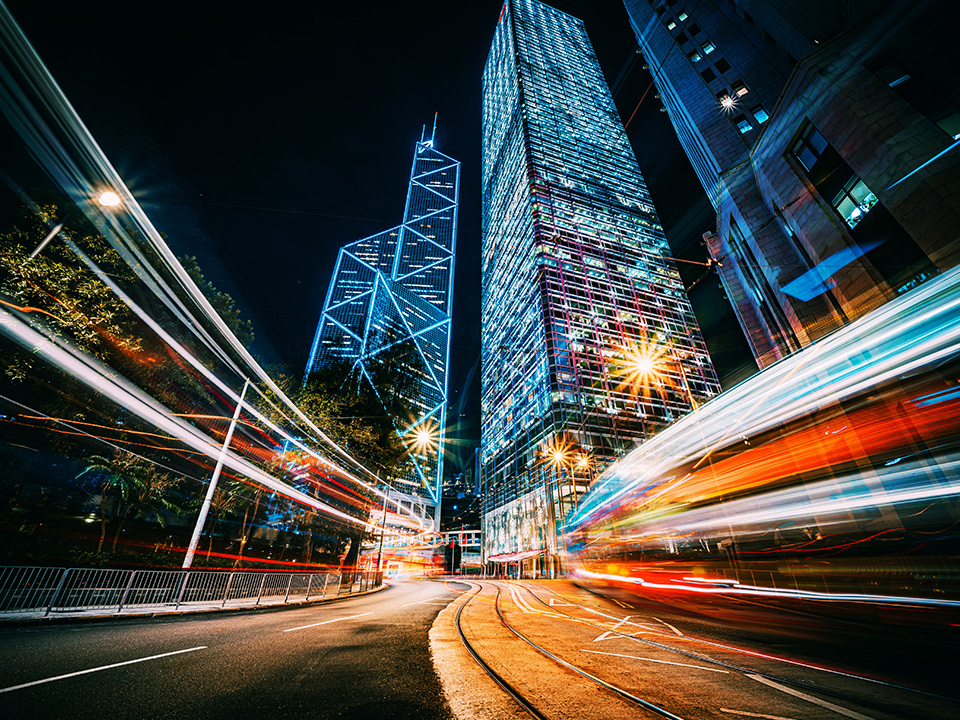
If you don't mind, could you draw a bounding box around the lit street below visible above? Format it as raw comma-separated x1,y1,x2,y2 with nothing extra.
0,581,465,720
2,577,959,719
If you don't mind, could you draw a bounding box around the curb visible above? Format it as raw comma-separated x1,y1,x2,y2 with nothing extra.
0,583,389,627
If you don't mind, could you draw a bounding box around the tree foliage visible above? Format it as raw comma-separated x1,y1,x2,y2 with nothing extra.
77,451,182,553
179,254,255,348
298,360,414,483
0,194,140,381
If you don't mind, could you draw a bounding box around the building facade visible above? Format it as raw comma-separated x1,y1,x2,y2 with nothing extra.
305,137,460,524
624,0,960,368
480,0,720,570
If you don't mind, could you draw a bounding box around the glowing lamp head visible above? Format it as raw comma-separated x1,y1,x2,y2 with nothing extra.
720,96,736,111
97,191,121,207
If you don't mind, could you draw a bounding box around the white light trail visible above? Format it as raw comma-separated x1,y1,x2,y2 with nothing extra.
572,265,960,527
0,4,435,534
0,305,378,531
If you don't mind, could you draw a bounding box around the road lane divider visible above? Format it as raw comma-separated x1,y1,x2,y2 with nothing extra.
746,674,876,720
0,646,207,694
582,649,729,673
719,709,799,720
283,612,373,632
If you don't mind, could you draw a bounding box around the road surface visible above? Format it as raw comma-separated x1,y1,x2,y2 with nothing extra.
0,579,464,719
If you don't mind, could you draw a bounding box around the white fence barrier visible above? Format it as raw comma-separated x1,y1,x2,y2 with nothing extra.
0,566,383,616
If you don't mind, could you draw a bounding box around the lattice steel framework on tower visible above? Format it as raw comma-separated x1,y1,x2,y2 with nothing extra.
480,0,721,560
305,138,459,506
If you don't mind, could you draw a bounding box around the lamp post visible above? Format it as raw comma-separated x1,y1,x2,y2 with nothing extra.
375,474,391,575
183,378,250,569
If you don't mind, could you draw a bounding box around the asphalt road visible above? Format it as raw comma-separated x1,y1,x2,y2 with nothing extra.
0,579,467,720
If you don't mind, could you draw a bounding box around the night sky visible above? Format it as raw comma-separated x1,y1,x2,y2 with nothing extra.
4,1,755,472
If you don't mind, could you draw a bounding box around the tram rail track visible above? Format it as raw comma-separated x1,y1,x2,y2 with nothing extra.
453,583,549,720
517,581,956,720
454,580,687,720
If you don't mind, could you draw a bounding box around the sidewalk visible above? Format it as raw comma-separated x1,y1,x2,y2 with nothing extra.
0,583,387,625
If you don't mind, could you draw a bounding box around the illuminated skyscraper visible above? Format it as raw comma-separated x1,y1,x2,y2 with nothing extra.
305,132,459,521
480,0,720,570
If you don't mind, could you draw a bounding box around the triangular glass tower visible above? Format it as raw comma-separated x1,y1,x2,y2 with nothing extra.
305,136,459,510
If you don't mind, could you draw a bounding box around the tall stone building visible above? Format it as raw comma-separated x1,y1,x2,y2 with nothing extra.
624,0,960,367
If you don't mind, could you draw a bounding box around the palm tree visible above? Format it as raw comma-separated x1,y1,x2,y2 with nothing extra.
78,452,181,553
110,464,181,553
235,483,268,567
203,482,243,561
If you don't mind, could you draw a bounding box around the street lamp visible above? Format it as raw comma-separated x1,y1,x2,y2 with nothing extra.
26,190,124,261
97,191,121,207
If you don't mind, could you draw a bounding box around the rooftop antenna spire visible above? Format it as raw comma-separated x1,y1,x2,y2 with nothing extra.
430,112,438,146
420,124,426,144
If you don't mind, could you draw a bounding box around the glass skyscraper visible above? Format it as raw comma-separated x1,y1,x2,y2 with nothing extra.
306,136,459,520
480,0,720,568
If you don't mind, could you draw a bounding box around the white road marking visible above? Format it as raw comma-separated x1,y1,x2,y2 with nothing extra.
283,612,373,632
400,596,444,607
746,674,877,720
720,709,799,720
582,649,729,673
650,616,684,636
507,584,534,613
548,597,574,606
0,646,207,694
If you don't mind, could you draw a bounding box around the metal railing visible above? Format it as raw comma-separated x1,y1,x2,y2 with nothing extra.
0,566,383,616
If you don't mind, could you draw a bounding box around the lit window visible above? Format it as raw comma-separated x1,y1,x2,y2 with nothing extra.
832,176,878,228
736,118,753,133
732,81,748,96
667,20,677,30
678,12,688,20
701,41,716,54
791,123,829,172
753,108,769,123
688,51,702,62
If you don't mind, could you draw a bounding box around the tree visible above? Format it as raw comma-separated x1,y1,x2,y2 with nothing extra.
0,194,143,382
297,358,424,577
77,452,181,553
179,255,255,348
234,482,268,567
202,481,245,561
298,361,414,481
